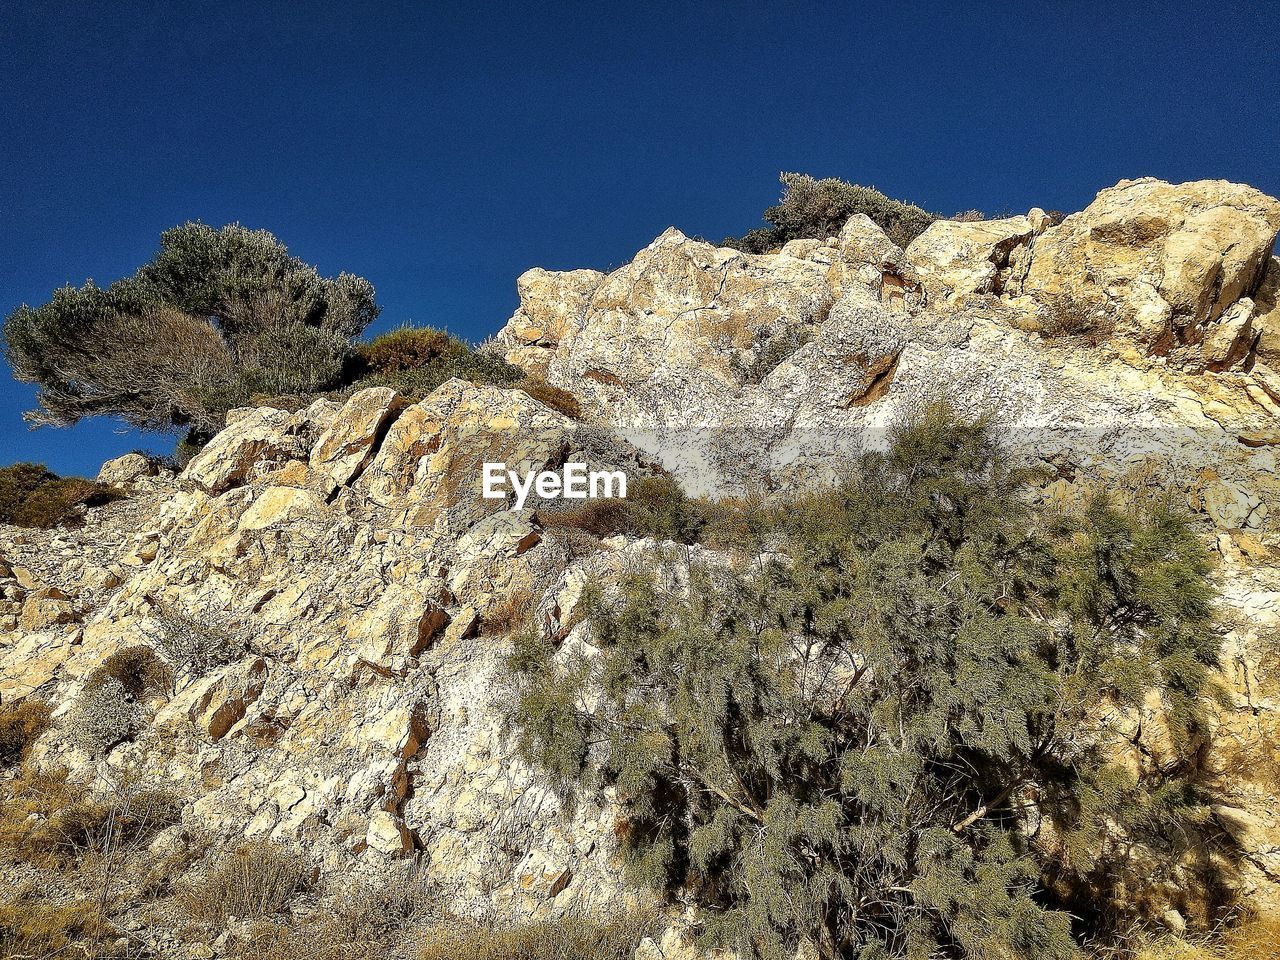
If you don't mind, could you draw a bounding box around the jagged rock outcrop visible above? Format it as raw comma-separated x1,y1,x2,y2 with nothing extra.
1016,178,1280,367
3,176,1280,945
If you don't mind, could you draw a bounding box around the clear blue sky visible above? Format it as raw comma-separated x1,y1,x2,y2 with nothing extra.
3,1,1277,475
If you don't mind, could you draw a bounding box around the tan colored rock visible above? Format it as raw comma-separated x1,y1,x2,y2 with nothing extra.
1254,256,1280,363
19,587,77,631
1021,178,1280,364
184,407,300,493
366,810,412,856
96,453,156,486
309,387,406,488
239,486,327,532
905,215,1035,302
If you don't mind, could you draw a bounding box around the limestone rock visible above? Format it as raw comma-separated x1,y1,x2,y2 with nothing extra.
1021,178,1280,365
96,453,156,486
366,811,413,856
310,387,407,489
906,215,1036,302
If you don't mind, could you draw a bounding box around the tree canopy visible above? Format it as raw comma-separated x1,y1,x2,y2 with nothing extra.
4,223,378,435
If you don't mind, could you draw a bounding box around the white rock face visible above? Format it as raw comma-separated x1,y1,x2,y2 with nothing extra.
2,175,1280,935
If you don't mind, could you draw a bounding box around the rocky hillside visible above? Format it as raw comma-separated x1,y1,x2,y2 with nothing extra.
2,177,1279,957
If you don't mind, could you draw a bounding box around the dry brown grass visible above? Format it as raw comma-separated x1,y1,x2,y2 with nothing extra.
482,588,534,636
518,376,584,419
0,880,117,959
416,913,659,960
1136,916,1280,960
0,699,51,767
1039,290,1116,346
0,765,180,870
179,840,309,924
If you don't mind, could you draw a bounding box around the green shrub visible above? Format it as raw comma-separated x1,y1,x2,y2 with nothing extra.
0,462,56,522
358,326,468,374
0,699,52,767
4,223,378,434
348,342,526,403
723,172,937,252
70,678,139,754
509,399,1220,960
0,463,125,529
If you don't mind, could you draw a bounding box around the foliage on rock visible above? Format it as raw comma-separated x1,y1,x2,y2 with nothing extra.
723,172,937,252
509,399,1222,960
4,223,379,435
0,462,125,528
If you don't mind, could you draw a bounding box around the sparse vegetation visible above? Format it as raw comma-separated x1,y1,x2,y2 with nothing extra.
518,374,584,418
152,604,244,676
0,881,117,959
722,172,937,252
538,474,706,544
0,699,51,768
0,765,180,870
1039,290,1116,345
416,913,658,960
0,462,125,528
179,840,310,924
509,398,1222,960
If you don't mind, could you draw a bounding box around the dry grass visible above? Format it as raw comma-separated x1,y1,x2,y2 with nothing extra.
416,913,659,960
1135,917,1280,960
482,588,534,636
179,840,309,924
0,699,52,767
518,376,583,419
0,881,117,959
1039,290,1116,345
0,765,180,870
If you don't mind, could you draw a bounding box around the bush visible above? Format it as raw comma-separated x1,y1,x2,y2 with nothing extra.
86,645,174,701
0,462,56,522
539,474,704,544
358,326,468,374
509,399,1220,960
723,172,937,252
70,678,139,755
0,699,51,767
0,462,125,529
4,223,378,434
344,330,526,404
152,605,243,676
519,375,584,419
1039,290,1115,345
180,840,309,924
0,882,116,959
0,765,180,868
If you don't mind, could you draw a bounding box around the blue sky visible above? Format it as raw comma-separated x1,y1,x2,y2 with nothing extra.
3,1,1278,475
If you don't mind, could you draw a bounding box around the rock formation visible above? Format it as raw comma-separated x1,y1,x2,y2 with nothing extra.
3,177,1279,950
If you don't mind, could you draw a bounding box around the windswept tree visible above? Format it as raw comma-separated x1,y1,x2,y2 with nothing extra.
4,223,378,438
509,400,1222,960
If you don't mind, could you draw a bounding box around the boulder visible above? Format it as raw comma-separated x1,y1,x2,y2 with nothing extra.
906,215,1036,302
184,408,301,493
96,453,156,486
309,387,407,489
1020,178,1280,365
